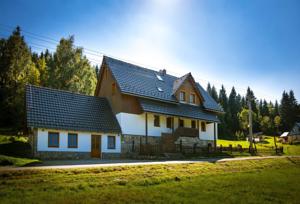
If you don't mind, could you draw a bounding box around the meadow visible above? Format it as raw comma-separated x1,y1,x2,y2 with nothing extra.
0,157,299,203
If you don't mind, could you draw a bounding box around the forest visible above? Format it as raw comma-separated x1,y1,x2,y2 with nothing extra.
0,27,299,139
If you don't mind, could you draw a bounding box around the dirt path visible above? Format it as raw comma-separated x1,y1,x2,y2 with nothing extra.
1,155,299,172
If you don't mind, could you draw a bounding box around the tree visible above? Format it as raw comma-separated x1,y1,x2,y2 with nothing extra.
280,90,298,131
0,27,40,129
228,87,240,137
238,108,257,134
260,116,272,134
48,36,97,95
206,83,212,96
274,115,281,135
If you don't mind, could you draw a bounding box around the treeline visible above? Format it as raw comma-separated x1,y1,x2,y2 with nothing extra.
0,27,97,131
207,84,300,140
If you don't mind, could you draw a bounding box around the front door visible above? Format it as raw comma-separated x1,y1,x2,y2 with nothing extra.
91,135,101,158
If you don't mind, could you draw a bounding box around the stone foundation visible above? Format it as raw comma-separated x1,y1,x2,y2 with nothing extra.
35,151,91,160
102,153,121,159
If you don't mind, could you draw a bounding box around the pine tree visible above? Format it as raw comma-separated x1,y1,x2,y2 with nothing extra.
206,83,212,96
211,85,218,102
0,27,40,129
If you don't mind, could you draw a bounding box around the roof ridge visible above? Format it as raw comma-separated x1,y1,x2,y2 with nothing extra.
103,55,178,79
26,84,103,99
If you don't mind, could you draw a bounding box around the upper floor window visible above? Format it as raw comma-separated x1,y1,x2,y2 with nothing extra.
191,120,196,129
166,117,173,129
112,82,116,95
68,133,78,148
154,115,160,127
201,122,206,132
179,119,184,127
179,91,186,102
107,136,116,149
48,132,59,148
190,94,196,104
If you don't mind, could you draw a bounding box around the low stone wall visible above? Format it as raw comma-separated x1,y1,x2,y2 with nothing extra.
121,134,161,153
35,151,91,160
102,153,121,159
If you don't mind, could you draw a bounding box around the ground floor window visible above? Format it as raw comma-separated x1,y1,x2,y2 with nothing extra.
201,122,206,132
179,119,184,127
48,132,59,147
154,115,160,127
166,117,173,129
107,136,116,149
68,133,78,148
191,120,196,129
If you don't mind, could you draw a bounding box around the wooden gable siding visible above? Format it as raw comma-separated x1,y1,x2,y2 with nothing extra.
96,64,142,114
175,79,202,105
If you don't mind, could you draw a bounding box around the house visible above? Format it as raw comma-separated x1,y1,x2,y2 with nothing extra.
280,123,300,144
26,56,223,159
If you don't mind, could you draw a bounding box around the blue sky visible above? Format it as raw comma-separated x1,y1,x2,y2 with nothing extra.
0,0,299,102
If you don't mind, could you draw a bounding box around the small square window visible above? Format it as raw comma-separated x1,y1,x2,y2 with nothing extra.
201,122,206,132
190,94,196,104
48,132,59,148
179,119,184,127
107,136,116,149
191,120,196,129
68,133,78,148
179,91,186,102
154,115,160,127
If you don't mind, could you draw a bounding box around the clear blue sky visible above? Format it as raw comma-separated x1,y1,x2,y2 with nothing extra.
0,0,299,102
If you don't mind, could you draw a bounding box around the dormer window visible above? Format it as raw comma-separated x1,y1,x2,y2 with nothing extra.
156,74,163,81
190,94,196,104
179,91,186,102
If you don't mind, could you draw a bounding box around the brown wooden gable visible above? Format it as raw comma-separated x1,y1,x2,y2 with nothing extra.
95,59,142,115
173,73,204,105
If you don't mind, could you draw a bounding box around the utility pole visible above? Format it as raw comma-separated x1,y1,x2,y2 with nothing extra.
247,97,254,154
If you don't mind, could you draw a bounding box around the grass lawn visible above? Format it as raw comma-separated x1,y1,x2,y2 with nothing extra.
0,157,299,203
0,155,40,167
218,136,300,156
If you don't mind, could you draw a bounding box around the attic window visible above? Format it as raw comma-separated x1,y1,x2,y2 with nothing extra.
156,74,163,81
157,87,163,92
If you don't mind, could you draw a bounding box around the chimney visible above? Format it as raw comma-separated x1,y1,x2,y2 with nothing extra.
159,69,167,76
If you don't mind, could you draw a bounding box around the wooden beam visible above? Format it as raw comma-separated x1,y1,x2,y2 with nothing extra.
145,112,148,144
214,122,217,151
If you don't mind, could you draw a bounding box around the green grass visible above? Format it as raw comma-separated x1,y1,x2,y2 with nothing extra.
0,157,299,203
0,155,40,167
218,136,300,156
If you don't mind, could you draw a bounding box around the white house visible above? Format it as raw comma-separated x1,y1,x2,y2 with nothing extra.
26,56,223,159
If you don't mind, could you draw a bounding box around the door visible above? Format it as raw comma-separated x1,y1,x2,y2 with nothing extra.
91,135,101,158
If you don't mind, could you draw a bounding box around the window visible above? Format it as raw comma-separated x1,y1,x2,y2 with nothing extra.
68,133,78,148
191,120,196,129
48,132,59,148
156,74,163,81
166,117,173,129
190,94,196,104
179,119,184,127
201,122,206,132
154,115,160,127
107,136,116,149
112,82,116,95
179,91,186,102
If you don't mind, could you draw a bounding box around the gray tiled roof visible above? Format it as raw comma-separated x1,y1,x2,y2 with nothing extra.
139,98,220,123
26,85,121,133
104,56,223,112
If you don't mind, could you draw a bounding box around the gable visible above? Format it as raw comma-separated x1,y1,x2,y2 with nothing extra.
174,78,203,105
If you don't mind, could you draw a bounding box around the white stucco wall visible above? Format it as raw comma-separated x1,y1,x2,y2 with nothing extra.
116,112,218,141
116,112,173,137
199,122,218,141
37,129,120,153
